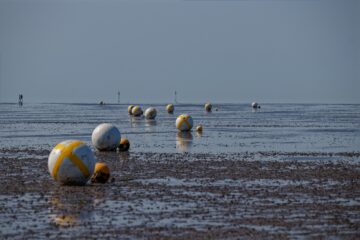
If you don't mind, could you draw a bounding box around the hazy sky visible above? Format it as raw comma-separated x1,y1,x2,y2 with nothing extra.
0,0,359,104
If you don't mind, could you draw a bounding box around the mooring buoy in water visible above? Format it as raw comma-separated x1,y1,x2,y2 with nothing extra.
118,138,130,152
131,106,143,117
48,140,96,185
166,104,174,114
176,114,193,131
128,105,135,115
205,103,212,112
144,107,157,120
92,123,121,151
91,162,110,184
252,102,260,109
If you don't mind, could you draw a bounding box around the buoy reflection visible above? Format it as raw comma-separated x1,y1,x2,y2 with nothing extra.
49,186,106,227
176,131,193,152
145,119,157,127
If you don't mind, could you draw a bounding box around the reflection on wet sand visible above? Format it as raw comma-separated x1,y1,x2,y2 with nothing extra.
49,186,106,227
195,131,203,138
118,151,130,161
145,119,157,127
176,132,193,152
118,152,138,172
130,116,144,127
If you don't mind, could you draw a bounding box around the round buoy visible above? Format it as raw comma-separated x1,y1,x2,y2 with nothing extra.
128,105,135,115
118,138,130,152
48,140,96,185
196,124,203,132
176,114,193,131
252,102,259,109
92,123,121,151
166,104,174,114
91,162,110,184
131,106,143,117
144,107,157,120
205,103,212,112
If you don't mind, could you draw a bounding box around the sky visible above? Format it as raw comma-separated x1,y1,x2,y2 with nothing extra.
0,0,359,104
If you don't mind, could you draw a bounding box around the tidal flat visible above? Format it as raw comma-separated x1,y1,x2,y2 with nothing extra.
1,103,360,238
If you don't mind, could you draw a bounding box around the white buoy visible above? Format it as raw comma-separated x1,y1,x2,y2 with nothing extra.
205,103,212,112
176,114,193,131
166,104,174,114
131,106,143,117
144,107,157,120
252,102,261,109
128,105,135,115
48,140,96,185
92,123,121,151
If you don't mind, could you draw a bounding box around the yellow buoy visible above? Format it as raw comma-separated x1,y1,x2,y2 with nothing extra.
128,105,135,115
166,104,174,114
131,106,143,117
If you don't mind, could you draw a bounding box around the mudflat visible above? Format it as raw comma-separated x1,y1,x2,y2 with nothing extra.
1,148,359,239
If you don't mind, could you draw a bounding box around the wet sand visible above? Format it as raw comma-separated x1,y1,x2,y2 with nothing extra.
1,148,360,239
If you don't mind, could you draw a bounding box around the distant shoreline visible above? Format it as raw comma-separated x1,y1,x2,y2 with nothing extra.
1,102,360,105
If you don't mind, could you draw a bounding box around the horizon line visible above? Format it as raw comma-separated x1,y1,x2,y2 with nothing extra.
1,101,360,105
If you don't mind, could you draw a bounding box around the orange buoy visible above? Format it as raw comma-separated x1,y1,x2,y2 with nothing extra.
91,162,110,184
118,138,130,152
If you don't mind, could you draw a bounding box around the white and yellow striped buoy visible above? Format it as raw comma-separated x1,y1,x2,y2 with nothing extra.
144,107,157,120
166,104,174,114
131,106,143,117
48,140,96,185
92,123,121,151
176,114,193,131
205,103,212,112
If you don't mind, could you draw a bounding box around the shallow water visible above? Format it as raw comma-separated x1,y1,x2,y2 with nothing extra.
0,103,359,157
